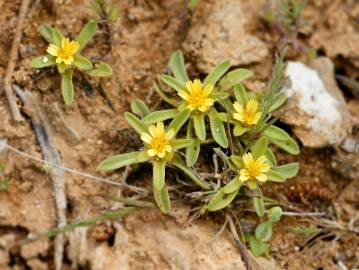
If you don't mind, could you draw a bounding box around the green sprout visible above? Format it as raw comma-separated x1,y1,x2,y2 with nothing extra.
245,206,283,257
90,0,120,23
31,21,113,106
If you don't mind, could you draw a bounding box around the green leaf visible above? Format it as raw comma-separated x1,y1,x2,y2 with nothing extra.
168,109,190,133
230,155,243,168
215,149,236,171
266,169,285,182
265,148,276,166
31,55,56,68
124,112,148,134
52,28,64,47
73,55,93,71
209,109,228,148
273,163,299,178
187,0,200,9
193,114,206,141
144,109,178,124
255,221,273,242
61,71,74,106
57,63,67,74
172,155,210,189
153,159,166,190
207,188,238,211
250,237,270,257
169,50,188,84
253,196,265,217
39,24,54,43
77,20,97,51
186,120,200,167
106,4,121,22
223,177,242,193
172,139,193,149
268,93,287,112
268,206,282,222
270,137,300,155
218,68,253,91
153,184,171,214
234,83,248,106
130,99,151,117
290,226,321,234
211,91,230,101
204,60,230,86
251,137,268,158
161,75,186,92
153,82,179,107
85,61,112,77
263,126,290,141
98,151,144,171
233,124,247,136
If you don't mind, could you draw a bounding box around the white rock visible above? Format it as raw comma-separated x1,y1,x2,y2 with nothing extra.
280,58,351,147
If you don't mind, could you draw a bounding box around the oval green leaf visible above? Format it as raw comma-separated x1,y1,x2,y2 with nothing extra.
61,71,74,106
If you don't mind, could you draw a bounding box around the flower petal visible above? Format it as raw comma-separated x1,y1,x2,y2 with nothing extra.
186,81,194,93
140,133,153,144
233,102,244,114
147,149,157,157
246,99,258,113
165,129,175,140
178,90,190,101
256,173,267,182
148,125,157,137
157,150,165,159
165,145,172,152
203,84,214,96
239,169,249,182
242,153,253,167
47,44,59,57
155,122,165,136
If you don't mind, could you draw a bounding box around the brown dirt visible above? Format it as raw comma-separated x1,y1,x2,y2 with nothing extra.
0,0,358,269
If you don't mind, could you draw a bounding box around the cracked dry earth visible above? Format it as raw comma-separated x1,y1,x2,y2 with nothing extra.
0,0,359,269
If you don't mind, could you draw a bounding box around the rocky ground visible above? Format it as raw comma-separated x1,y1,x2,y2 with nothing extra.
0,0,358,269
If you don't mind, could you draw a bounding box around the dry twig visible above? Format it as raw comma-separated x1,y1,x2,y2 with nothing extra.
3,0,31,121
13,85,65,270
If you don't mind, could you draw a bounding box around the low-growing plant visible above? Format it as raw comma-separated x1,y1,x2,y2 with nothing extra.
90,0,120,23
98,49,300,257
31,21,113,106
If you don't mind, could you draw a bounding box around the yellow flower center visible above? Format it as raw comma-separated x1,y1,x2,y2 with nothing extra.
47,37,80,66
239,153,270,189
178,79,214,112
140,122,175,159
233,99,262,126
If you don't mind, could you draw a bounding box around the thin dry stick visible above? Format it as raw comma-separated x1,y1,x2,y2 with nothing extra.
3,0,31,121
226,214,257,270
13,86,65,270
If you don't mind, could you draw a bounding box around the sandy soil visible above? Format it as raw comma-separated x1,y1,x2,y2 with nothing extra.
0,0,358,269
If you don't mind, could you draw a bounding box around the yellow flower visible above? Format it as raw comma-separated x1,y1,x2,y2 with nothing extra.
178,79,214,112
47,37,80,66
233,99,261,126
140,122,175,159
239,152,270,189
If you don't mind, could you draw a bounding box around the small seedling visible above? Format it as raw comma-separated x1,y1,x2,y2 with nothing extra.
90,0,120,23
31,21,113,106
